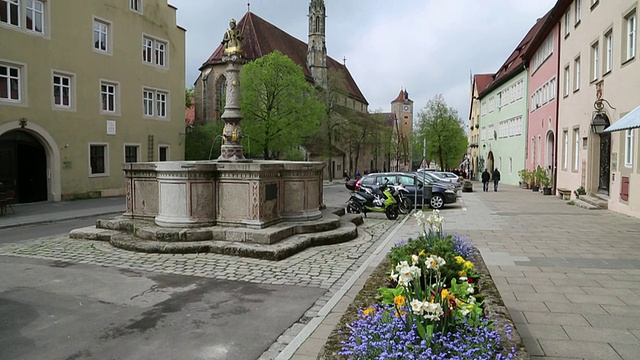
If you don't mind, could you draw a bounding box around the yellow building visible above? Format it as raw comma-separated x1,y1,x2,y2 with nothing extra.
0,0,185,202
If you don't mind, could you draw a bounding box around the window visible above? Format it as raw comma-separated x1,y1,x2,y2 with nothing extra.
531,137,535,163
143,88,168,118
159,145,169,161
53,73,72,108
1,0,19,26
125,145,139,163
625,10,637,62
563,130,569,170
100,81,117,113
604,31,613,73
591,42,599,81
156,91,166,117
563,65,570,97
130,0,142,13
93,18,109,52
537,135,542,167
0,63,21,102
142,36,167,66
573,56,581,91
89,144,108,175
573,128,580,171
575,0,582,25
143,89,154,116
564,10,571,37
25,0,43,33
625,129,634,167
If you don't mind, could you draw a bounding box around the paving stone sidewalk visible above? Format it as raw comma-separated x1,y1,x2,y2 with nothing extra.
446,184,640,360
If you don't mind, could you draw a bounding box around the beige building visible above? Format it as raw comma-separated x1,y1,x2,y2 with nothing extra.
556,0,640,217
0,0,185,202
468,74,493,180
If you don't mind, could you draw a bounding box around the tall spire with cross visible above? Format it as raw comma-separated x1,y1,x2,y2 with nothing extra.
307,0,327,88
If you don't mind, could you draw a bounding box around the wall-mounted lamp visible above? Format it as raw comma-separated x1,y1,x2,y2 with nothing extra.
482,144,486,150
19,117,27,128
590,98,615,134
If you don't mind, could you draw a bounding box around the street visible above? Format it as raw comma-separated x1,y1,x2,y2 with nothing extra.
0,184,400,360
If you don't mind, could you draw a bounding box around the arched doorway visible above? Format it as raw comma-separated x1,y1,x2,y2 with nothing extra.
487,151,495,172
0,130,48,203
546,130,556,185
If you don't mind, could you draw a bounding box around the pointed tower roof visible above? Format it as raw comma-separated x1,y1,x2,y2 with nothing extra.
391,89,412,103
201,12,368,105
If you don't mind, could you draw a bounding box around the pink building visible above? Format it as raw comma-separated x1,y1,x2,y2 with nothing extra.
522,11,561,181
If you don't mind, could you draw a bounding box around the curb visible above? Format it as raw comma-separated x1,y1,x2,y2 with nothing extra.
0,211,124,230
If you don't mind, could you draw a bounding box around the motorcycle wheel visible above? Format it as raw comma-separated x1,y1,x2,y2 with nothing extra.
385,205,399,220
346,201,361,214
398,198,411,214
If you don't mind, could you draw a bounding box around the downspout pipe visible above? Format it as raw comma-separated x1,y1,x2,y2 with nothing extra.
553,25,561,194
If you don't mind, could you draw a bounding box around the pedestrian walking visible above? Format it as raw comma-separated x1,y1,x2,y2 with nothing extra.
481,169,490,192
355,170,361,179
492,168,501,192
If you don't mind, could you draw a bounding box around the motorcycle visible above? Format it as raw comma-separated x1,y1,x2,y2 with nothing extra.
345,178,399,220
388,183,411,214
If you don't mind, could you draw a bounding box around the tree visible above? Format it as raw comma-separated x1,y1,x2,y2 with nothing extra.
185,121,225,160
414,94,468,170
240,51,325,159
185,86,195,108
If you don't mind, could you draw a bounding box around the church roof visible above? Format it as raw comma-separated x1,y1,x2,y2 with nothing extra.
201,12,368,105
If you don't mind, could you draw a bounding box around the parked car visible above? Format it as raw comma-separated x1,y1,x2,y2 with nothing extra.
354,172,457,210
430,172,463,191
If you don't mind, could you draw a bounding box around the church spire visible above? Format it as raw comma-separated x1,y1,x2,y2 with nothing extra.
307,0,327,88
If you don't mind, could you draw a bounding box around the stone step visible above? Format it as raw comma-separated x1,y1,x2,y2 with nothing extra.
69,226,120,241
578,195,608,209
109,220,360,261
573,199,599,210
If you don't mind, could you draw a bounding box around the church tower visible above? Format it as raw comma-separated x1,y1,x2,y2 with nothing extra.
391,89,414,170
307,0,327,88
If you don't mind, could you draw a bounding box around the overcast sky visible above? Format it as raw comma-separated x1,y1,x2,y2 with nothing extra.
168,0,556,121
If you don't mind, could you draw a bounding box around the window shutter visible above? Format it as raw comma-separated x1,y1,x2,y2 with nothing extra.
621,176,630,201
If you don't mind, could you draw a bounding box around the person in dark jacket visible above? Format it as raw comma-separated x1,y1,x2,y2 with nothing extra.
481,169,490,192
492,168,501,192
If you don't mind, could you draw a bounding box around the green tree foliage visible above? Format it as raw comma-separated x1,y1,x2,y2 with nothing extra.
185,86,195,108
414,94,468,170
240,51,325,159
184,121,225,160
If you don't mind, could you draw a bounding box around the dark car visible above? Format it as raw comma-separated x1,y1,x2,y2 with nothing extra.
354,172,457,210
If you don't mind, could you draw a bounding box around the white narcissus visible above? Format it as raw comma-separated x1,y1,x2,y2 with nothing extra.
410,299,424,315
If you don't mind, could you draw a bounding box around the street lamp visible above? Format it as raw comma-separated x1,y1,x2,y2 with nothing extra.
591,98,614,134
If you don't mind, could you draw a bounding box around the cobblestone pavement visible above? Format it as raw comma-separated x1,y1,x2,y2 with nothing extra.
0,212,398,359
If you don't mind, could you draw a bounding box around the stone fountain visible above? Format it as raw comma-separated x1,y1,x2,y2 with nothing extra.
71,19,361,260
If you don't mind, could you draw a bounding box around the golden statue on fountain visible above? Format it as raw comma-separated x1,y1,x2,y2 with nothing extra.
222,18,243,55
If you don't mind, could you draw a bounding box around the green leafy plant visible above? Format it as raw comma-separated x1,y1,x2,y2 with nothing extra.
574,186,586,198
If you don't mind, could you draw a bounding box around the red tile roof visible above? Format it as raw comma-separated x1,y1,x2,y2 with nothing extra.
391,89,411,103
480,10,551,97
474,74,493,95
201,12,368,105
185,97,195,127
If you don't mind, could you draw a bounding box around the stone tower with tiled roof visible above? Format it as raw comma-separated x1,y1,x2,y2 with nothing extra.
307,0,328,89
391,89,413,170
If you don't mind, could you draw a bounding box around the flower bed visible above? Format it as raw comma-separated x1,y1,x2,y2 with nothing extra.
320,210,528,360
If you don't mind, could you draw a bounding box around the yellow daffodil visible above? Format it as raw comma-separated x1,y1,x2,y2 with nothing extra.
455,256,465,264
464,261,474,270
394,295,406,307
362,307,375,317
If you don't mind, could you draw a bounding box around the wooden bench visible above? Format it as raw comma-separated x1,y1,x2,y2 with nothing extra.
557,188,572,200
